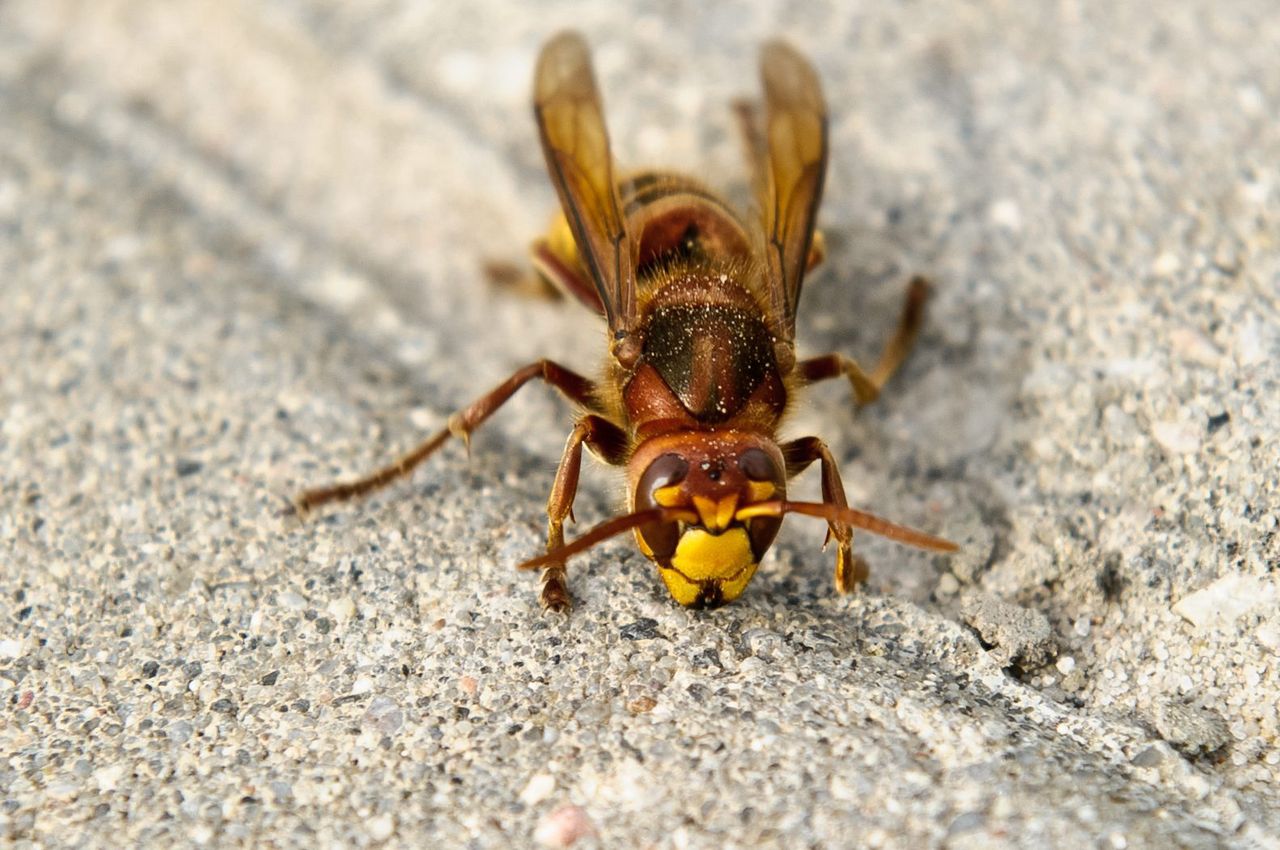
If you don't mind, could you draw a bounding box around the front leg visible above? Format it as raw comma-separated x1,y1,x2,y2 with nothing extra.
782,436,868,593
294,359,598,513
540,415,629,612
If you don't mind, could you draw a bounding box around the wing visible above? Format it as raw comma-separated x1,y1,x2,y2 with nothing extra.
755,41,829,346
533,32,639,364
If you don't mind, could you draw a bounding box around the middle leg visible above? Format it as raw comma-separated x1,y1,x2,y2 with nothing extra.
782,436,868,593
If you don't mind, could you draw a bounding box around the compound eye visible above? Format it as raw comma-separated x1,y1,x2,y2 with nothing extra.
737,448,783,494
634,454,689,560
637,519,680,561
636,453,689,501
739,447,783,487
746,515,783,561
738,448,784,560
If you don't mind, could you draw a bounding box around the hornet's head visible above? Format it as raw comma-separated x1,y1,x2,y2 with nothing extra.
517,432,958,609
628,431,787,608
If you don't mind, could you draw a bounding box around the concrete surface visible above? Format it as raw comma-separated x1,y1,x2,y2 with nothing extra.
2,1,1278,847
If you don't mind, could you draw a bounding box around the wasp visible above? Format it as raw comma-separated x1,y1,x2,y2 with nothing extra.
295,32,957,611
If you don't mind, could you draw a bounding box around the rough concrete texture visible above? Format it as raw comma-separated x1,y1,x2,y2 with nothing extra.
2,2,1278,848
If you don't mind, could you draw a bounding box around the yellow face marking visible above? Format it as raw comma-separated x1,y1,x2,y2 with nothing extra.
713,495,738,530
692,494,739,532
657,529,759,607
735,503,782,521
691,495,716,527
659,568,703,607
746,481,776,503
669,528,753,581
718,560,758,603
660,555,757,606
653,484,685,508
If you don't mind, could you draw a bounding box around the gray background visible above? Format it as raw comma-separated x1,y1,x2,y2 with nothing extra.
2,1,1278,847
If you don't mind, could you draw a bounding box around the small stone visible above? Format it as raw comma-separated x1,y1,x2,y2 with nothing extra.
47,781,79,801
1173,574,1277,629
988,198,1022,231
534,804,595,848
366,814,394,842
519,773,556,806
1169,327,1220,366
961,592,1057,670
1235,316,1268,365
94,763,126,792
619,619,660,640
363,696,403,735
1256,622,1280,654
175,458,203,477
1152,252,1181,276
1151,420,1201,455
328,597,356,622
1131,746,1166,768
278,591,306,610
1146,702,1231,758
947,811,986,835
1055,656,1076,675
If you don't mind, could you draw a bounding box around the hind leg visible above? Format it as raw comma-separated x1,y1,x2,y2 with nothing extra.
796,276,930,406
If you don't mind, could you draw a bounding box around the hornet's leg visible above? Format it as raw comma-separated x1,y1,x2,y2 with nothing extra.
482,257,562,301
795,276,929,406
782,436,868,593
540,415,629,612
294,360,600,513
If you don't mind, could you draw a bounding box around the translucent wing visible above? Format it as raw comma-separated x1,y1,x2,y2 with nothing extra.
533,32,639,363
755,41,829,346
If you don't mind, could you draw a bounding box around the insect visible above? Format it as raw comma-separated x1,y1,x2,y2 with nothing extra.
294,32,957,611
